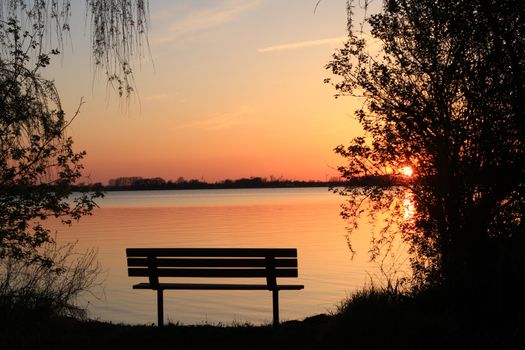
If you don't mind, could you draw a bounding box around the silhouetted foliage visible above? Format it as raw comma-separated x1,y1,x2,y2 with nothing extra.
0,17,103,347
0,0,150,97
102,175,348,190
0,2,144,343
327,0,525,307
0,20,101,265
0,240,101,349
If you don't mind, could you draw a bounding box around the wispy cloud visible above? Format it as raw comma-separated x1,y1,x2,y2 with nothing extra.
153,0,259,44
174,105,255,131
257,36,347,53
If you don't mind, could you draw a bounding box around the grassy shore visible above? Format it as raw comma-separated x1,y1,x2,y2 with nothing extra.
2,288,524,350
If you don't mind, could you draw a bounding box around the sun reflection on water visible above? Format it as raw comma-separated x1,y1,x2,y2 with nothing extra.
402,191,415,221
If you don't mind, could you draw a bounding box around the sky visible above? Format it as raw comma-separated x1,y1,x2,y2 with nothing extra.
48,0,365,184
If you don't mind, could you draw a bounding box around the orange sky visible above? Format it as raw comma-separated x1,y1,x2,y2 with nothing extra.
49,0,365,184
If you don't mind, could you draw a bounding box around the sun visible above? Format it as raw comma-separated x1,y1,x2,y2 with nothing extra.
400,166,414,177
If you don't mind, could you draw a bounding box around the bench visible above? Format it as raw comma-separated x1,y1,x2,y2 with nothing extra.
126,248,304,327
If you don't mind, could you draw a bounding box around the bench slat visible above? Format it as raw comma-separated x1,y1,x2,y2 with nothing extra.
127,257,298,268
132,283,304,290
128,267,298,278
126,248,297,258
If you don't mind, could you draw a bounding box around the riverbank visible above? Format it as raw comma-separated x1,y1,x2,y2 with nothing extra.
73,174,403,192
3,289,523,350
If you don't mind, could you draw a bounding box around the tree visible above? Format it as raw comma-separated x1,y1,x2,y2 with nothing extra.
0,0,150,97
0,0,150,262
326,0,525,305
0,19,100,266
0,1,150,263
0,2,150,333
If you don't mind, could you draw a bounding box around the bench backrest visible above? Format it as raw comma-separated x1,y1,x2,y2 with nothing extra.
126,248,299,289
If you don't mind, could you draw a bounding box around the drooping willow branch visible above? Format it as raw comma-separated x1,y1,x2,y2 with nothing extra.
0,0,150,97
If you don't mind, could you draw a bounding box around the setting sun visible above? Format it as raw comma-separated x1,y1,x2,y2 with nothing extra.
400,166,414,177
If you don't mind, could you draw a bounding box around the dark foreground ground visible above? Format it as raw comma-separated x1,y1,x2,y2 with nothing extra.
3,290,525,350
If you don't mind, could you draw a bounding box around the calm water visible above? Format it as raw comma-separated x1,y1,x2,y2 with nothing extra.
54,188,407,325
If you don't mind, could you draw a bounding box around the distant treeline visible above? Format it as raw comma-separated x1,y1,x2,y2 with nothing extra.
73,175,406,191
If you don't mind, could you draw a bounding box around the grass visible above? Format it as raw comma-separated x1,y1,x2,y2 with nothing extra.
2,287,524,350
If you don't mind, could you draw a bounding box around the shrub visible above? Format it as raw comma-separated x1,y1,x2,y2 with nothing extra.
0,240,101,346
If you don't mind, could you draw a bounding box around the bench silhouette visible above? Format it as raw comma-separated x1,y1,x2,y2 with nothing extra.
126,248,304,327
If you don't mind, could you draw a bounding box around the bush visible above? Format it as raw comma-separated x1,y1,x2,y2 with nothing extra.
0,240,101,347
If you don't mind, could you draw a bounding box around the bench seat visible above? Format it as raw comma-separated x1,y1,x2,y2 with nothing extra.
132,282,304,290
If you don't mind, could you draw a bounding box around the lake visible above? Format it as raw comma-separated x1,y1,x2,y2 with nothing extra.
54,187,408,325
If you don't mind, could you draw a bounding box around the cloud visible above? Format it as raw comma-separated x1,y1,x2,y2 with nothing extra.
153,0,259,44
257,36,347,53
174,105,255,131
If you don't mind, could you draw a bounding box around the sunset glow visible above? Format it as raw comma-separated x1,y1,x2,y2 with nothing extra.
400,166,414,177
48,1,360,184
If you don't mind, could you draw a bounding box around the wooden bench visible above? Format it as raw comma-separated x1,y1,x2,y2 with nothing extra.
126,248,304,327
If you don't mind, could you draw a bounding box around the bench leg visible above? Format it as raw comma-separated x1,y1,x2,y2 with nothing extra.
157,289,164,327
272,289,279,327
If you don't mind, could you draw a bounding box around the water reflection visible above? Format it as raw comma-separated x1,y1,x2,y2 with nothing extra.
52,188,408,325
403,191,415,221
